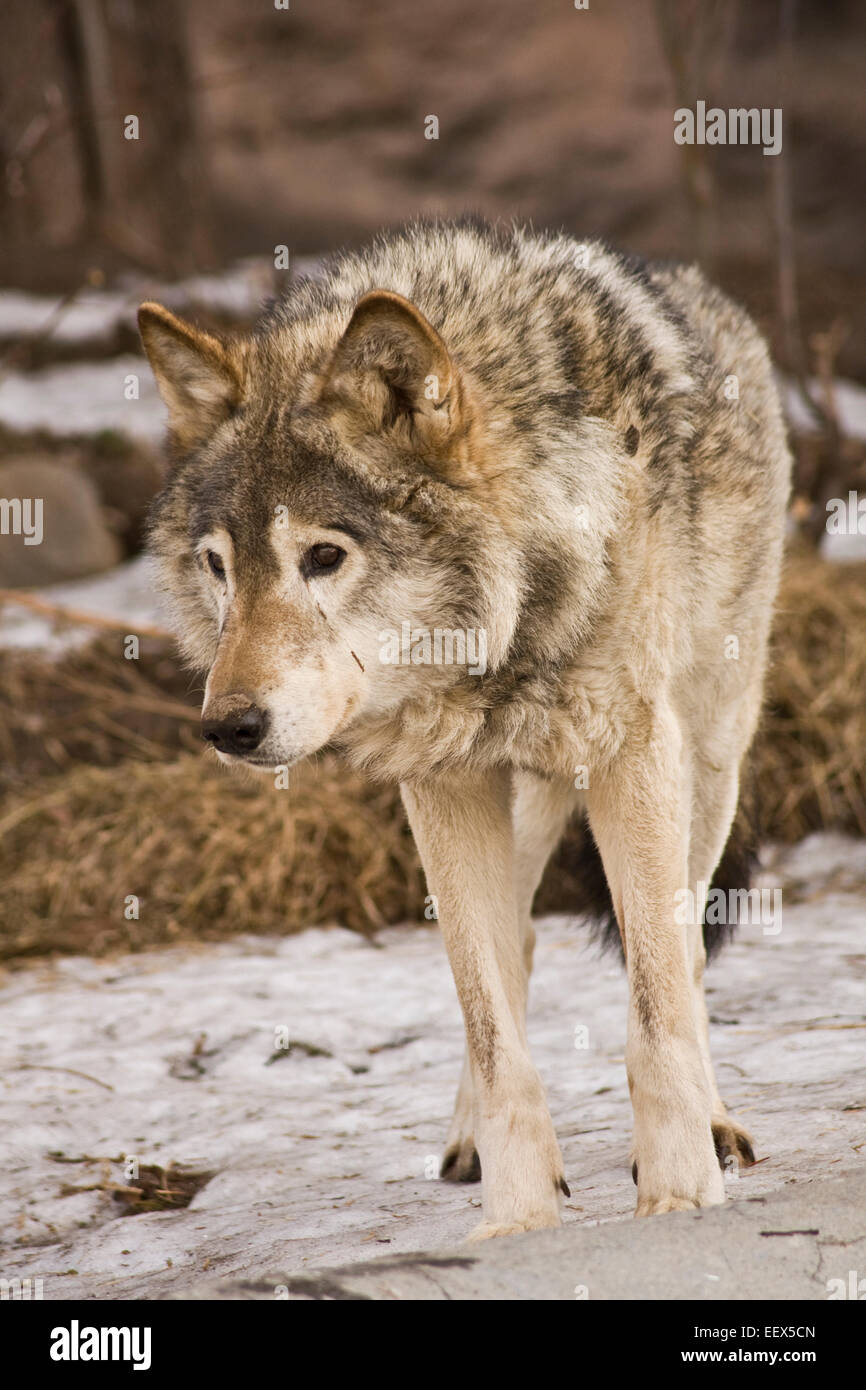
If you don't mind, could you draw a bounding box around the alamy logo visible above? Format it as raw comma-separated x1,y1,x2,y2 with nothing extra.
379,622,488,676
674,881,782,935
826,492,866,534
674,102,782,157
50,1320,152,1371
0,497,43,545
0,1276,43,1299
826,1270,866,1300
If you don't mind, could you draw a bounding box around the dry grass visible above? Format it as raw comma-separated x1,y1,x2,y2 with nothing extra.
757,551,866,840
0,753,423,961
0,551,865,963
0,632,200,792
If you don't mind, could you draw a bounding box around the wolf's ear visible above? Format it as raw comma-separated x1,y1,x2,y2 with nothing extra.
316,290,471,457
138,302,246,452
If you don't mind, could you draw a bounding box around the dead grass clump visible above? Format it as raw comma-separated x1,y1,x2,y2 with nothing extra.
52,1154,214,1215
0,633,199,793
756,553,866,841
0,753,424,961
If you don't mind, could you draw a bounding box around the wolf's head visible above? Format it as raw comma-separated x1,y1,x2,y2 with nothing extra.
140,288,523,772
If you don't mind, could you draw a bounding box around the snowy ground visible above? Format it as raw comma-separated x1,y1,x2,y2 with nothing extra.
0,833,863,1301
0,258,320,445
0,554,167,655
0,257,323,348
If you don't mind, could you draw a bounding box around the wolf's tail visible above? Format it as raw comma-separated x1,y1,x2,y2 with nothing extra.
540,781,758,964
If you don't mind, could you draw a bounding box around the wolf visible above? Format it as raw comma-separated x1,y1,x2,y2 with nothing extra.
140,218,790,1239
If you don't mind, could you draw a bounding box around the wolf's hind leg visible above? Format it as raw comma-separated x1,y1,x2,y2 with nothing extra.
688,759,757,1174
440,773,576,1184
439,1050,480,1183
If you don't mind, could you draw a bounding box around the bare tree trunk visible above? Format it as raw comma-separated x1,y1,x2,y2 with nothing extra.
0,1,83,281
771,0,812,394
769,0,851,542
654,0,737,270
0,0,212,282
93,0,213,274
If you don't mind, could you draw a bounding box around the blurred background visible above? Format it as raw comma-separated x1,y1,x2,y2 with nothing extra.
1,0,865,960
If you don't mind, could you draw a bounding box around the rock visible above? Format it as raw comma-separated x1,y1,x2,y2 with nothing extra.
0,456,121,586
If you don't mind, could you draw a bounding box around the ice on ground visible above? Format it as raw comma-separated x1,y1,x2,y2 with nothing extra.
0,832,863,1300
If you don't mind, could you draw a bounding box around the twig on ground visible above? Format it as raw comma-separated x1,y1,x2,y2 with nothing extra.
0,588,172,640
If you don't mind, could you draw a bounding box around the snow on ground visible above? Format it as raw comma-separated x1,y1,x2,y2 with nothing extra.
0,555,168,655
0,833,863,1300
0,288,137,347
0,257,322,347
780,376,866,442
821,526,866,564
776,375,866,565
0,357,165,445
0,257,320,441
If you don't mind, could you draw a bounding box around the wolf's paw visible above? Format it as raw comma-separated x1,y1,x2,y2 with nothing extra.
635,1194,701,1217
466,1211,561,1242
634,1171,725,1215
631,1121,726,1216
712,1116,756,1170
440,1138,481,1184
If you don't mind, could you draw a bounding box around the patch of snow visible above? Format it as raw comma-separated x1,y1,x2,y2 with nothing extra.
0,357,165,443
820,526,866,564
0,831,863,1299
780,376,866,442
760,832,866,892
0,256,324,346
0,289,134,345
0,555,168,655
158,261,275,320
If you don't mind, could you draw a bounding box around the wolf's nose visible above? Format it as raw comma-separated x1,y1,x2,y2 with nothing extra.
201,705,268,756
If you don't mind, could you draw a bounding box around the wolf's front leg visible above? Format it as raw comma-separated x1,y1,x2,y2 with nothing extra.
401,767,566,1239
587,714,725,1216
440,772,577,1184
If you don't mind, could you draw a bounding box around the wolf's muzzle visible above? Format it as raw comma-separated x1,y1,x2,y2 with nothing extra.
201,704,269,757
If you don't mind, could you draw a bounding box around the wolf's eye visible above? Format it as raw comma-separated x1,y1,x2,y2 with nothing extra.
305,543,345,574
206,550,226,580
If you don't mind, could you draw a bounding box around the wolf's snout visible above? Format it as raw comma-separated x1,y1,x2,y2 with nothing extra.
201,703,268,757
